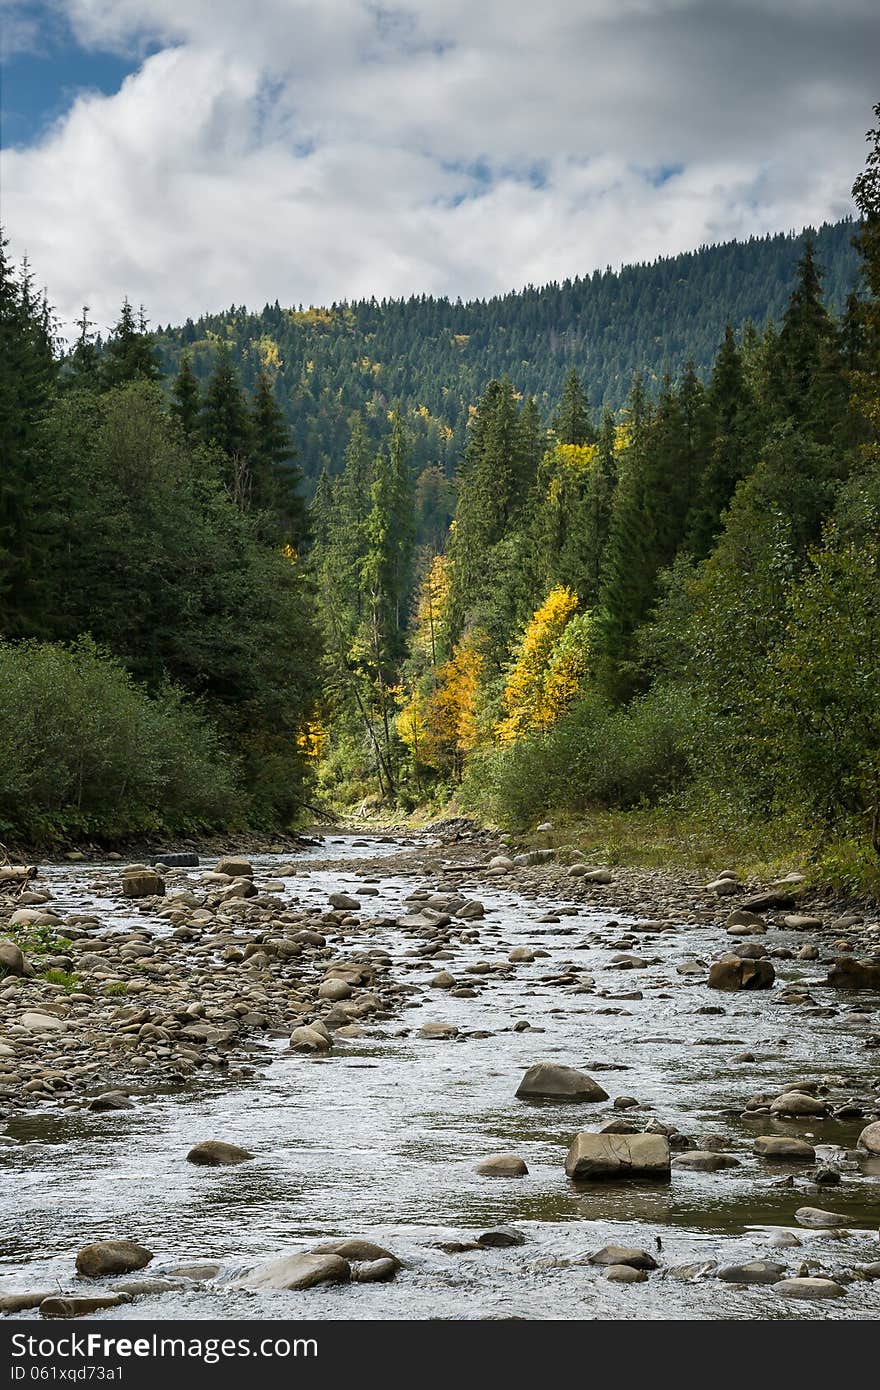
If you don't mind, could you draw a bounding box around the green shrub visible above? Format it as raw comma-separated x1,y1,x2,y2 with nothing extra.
0,637,239,841
462,684,695,826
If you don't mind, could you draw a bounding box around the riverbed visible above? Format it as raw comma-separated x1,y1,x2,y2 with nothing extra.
1,834,879,1319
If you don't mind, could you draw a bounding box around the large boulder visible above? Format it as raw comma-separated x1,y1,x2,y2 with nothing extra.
769,1092,827,1118
772,1277,846,1300
794,1206,852,1228
565,1132,671,1181
328,892,361,911
516,1063,609,1102
235,1252,350,1291
0,941,28,976
708,954,775,991
826,957,880,990
475,1154,529,1177
717,1260,787,1284
75,1240,153,1278
311,1239,398,1266
41,1294,132,1318
186,1140,254,1166
588,1245,657,1270
857,1120,880,1155
216,857,253,878
754,1136,816,1161
121,870,165,899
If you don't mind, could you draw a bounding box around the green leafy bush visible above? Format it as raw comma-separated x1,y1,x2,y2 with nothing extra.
462,684,695,826
0,637,238,841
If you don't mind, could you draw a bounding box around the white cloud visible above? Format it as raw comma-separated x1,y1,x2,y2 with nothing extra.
1,0,875,332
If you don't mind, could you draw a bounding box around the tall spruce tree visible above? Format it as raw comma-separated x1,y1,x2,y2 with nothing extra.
170,351,201,437
101,299,161,389
0,239,56,635
553,368,595,444
250,367,308,548
201,342,252,506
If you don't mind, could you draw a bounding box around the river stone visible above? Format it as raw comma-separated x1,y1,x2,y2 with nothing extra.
857,1120,880,1154
419,1022,459,1039
456,900,486,920
783,915,823,930
516,1063,609,1102
755,1136,816,1161
0,1292,55,1313
352,1258,398,1282
826,958,880,990
673,1150,739,1171
488,855,514,870
121,871,165,898
216,857,253,878
41,1294,132,1318
75,1239,153,1278
0,942,27,976
318,979,352,1001
565,1132,671,1181
742,890,796,911
431,971,455,988
21,1012,64,1033
329,892,361,911
477,1227,526,1247
186,1140,254,1166
89,1092,134,1112
605,1264,648,1282
312,1240,398,1265
708,955,775,991
706,877,742,896
794,1206,853,1228
726,909,767,932
290,1026,331,1051
476,1154,529,1177
769,1092,828,1117
235,1252,351,1291
717,1260,787,1284
588,1245,658,1270
773,1277,846,1299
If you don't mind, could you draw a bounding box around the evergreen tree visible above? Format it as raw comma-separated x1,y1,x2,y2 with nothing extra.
66,306,101,388
767,241,846,441
250,367,308,548
201,342,252,505
553,368,595,444
0,238,56,635
686,327,757,557
101,298,161,389
170,351,201,437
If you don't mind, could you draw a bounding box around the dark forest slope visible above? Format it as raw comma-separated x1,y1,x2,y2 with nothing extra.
155,219,860,486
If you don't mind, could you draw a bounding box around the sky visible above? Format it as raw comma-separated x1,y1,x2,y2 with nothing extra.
1,0,877,336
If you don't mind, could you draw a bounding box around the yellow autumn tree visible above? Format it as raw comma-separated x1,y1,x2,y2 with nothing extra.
398,632,483,779
412,554,451,666
496,586,591,743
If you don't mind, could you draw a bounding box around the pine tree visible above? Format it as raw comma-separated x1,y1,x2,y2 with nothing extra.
553,368,595,445
201,342,252,505
170,351,201,437
767,241,846,441
250,367,308,548
66,306,101,388
0,238,56,634
686,327,758,557
101,298,161,389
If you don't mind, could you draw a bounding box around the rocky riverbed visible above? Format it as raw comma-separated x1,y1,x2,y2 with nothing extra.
1,826,879,1320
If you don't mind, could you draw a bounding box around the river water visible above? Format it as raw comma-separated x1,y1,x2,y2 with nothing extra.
2,835,878,1320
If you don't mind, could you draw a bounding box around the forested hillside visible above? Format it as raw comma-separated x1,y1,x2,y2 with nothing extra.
307,113,880,890
154,220,859,502
0,118,877,886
